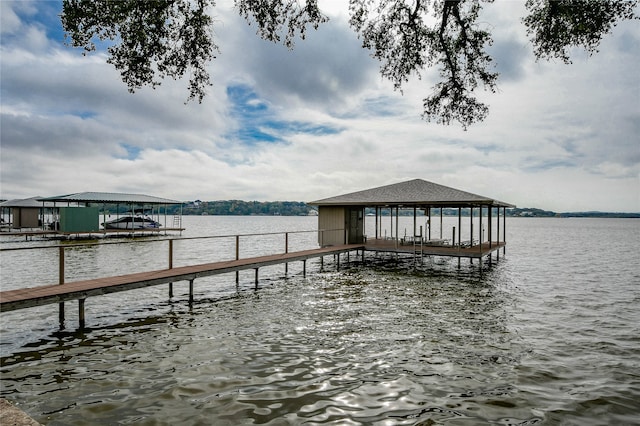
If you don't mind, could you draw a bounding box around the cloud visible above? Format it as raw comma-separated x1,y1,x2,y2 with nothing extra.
224,83,344,147
213,10,383,112
489,38,530,82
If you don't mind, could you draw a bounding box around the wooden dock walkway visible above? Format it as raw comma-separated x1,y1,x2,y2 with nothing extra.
0,244,365,315
1,237,505,329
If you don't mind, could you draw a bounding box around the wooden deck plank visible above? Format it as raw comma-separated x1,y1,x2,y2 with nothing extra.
364,239,506,258
0,244,364,312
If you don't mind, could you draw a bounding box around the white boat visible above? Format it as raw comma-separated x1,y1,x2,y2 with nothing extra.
102,213,161,230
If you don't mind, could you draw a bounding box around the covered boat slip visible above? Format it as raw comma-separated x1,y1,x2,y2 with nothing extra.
310,179,515,260
31,192,183,236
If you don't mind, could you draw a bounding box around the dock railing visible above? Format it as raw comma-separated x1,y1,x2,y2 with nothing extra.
0,228,346,291
1,228,356,329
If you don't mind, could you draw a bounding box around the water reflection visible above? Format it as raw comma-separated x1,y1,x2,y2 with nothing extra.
3,217,637,424
1,256,532,424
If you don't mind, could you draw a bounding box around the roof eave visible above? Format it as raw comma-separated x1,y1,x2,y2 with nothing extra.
310,200,516,208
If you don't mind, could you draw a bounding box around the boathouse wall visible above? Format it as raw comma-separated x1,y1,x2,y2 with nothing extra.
11,207,39,228
317,206,366,246
318,206,346,246
59,207,100,233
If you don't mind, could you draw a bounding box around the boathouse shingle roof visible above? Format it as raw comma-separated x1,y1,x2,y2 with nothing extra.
309,179,514,208
38,192,181,205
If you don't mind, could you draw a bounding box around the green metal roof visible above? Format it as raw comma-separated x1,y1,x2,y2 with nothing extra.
309,179,515,208
38,192,181,205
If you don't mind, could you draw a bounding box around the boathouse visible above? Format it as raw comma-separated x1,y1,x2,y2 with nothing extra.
309,179,515,259
38,192,183,234
0,196,56,229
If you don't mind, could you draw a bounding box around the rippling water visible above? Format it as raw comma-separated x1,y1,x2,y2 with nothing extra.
1,216,639,425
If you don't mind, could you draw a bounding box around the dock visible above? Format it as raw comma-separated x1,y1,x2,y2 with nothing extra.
0,227,185,240
0,240,501,314
365,238,506,258
1,223,506,330
0,244,364,328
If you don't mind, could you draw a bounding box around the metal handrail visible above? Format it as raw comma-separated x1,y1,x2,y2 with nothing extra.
0,228,346,288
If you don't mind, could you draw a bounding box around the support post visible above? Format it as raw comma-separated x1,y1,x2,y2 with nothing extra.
189,279,194,306
303,260,306,277
413,206,417,239
503,207,507,255
169,239,174,268
78,298,86,330
235,235,240,284
375,207,379,240
285,232,289,276
254,268,259,289
169,239,174,298
452,226,456,247
479,205,483,252
59,246,65,329
470,207,474,248
489,206,493,249
496,207,500,260
390,207,393,241
469,207,474,265
458,207,462,251
395,207,399,249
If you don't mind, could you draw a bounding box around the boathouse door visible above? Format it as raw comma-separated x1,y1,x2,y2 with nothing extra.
347,208,364,244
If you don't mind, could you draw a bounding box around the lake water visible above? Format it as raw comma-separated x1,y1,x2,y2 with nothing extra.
1,216,639,425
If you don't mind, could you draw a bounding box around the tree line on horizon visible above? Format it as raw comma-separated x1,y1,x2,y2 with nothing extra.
180,200,313,216
165,202,639,218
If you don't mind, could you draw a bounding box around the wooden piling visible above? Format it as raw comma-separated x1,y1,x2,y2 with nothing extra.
78,298,85,330
235,235,240,284
285,233,289,276
169,239,174,298
58,246,65,329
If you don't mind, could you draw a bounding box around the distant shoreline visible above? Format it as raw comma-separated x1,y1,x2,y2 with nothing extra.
502,208,640,218
178,201,639,219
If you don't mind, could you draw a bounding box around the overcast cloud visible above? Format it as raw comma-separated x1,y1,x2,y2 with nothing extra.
1,1,638,212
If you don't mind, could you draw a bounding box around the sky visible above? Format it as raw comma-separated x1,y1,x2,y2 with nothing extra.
1,1,639,212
